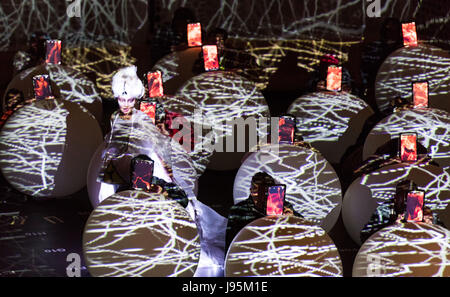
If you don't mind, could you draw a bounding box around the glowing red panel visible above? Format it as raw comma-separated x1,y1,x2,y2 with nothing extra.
147,71,164,98
187,23,202,47
202,45,219,71
402,22,418,47
400,133,417,162
278,116,295,144
32,75,53,100
413,82,428,108
405,191,424,222
266,185,285,216
326,66,342,91
140,102,156,124
131,159,154,191
45,40,62,65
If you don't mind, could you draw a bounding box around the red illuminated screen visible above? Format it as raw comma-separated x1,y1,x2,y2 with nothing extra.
278,116,295,144
32,75,53,100
413,82,428,108
202,45,219,71
140,102,156,124
147,71,164,98
187,23,202,47
402,22,418,47
131,159,154,191
45,40,61,64
326,66,342,91
405,191,424,222
266,185,285,216
400,133,417,162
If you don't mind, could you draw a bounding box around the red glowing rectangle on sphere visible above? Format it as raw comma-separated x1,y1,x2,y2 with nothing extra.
326,66,342,91
278,116,295,144
203,45,219,71
413,81,428,108
400,133,417,162
266,185,286,216
140,102,156,124
32,75,53,100
402,22,418,47
405,191,424,222
147,71,164,98
187,23,202,47
45,40,62,65
131,159,154,191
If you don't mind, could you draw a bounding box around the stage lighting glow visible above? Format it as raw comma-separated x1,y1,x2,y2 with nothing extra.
83,191,201,277
225,216,343,277
234,144,342,232
353,222,450,277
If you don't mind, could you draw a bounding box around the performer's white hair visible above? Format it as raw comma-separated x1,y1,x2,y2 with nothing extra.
111,66,144,99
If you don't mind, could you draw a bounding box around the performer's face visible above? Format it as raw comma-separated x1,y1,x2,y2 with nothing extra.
117,97,135,115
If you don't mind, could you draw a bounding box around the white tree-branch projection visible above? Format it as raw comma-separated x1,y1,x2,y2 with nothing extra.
176,71,271,170
234,144,342,232
61,44,137,99
353,222,450,277
287,91,374,164
4,64,103,121
155,95,215,178
0,99,103,197
375,45,450,114
83,191,201,277
225,216,343,277
153,0,425,88
342,162,450,245
362,108,450,169
0,0,147,52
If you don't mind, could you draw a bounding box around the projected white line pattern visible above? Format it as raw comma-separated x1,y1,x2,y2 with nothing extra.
363,108,450,168
288,92,369,142
157,95,215,177
83,191,201,277
3,64,102,121
375,45,450,113
0,101,67,196
176,71,270,142
360,163,450,214
225,216,342,277
0,0,147,51
234,144,342,231
353,222,450,277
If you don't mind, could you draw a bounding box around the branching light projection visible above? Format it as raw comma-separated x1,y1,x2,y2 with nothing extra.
157,95,215,177
233,144,342,232
287,91,373,163
176,71,270,148
360,163,450,214
0,99,102,198
225,216,343,277
375,45,450,114
83,191,201,277
4,64,102,120
62,44,137,99
0,1,147,51
353,222,450,277
0,100,66,196
362,108,450,168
